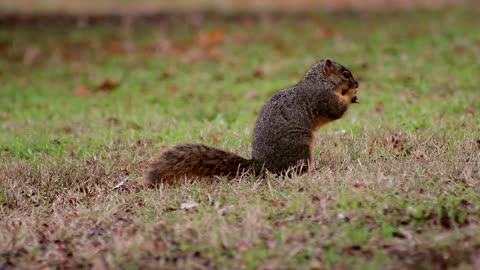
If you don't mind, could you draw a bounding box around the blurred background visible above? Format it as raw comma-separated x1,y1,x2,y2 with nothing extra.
0,0,475,14
1,0,478,157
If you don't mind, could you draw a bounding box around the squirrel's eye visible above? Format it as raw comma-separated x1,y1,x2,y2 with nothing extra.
343,71,351,78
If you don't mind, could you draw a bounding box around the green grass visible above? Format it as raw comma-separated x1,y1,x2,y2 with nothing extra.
1,9,480,269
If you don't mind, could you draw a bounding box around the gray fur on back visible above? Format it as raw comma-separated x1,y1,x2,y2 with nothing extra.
251,59,354,174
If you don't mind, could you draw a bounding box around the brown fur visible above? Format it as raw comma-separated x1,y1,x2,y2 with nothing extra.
146,143,253,185
145,59,359,185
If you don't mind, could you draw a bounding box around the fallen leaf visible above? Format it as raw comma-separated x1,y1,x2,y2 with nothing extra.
155,241,169,252
63,125,73,133
169,84,179,93
267,199,279,207
105,40,128,54
374,101,384,112
2,259,15,268
243,90,257,99
161,69,175,79
73,86,91,96
113,177,129,190
236,241,250,253
113,226,124,236
427,95,436,101
95,79,119,92
465,107,474,114
368,137,379,157
105,117,121,125
353,183,366,188
206,132,219,142
180,201,198,210
315,27,334,38
253,67,266,78
336,213,348,222
64,145,76,153
198,28,225,47
207,48,227,62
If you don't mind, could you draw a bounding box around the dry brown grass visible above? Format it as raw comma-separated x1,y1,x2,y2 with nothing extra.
1,129,479,269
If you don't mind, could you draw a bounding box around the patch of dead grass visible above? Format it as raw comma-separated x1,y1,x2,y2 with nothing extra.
1,128,479,268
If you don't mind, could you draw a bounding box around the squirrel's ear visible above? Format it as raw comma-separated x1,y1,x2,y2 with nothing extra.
323,59,334,74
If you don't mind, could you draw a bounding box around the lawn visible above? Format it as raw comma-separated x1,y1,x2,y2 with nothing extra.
1,9,479,269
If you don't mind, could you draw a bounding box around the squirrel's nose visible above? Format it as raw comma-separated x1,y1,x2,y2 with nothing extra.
350,81,359,89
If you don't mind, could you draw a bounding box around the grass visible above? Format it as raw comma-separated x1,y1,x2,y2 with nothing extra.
1,9,480,269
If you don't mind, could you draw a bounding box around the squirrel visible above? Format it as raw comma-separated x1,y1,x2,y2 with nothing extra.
146,59,359,185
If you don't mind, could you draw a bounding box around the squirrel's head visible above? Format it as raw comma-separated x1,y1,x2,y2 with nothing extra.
303,59,360,103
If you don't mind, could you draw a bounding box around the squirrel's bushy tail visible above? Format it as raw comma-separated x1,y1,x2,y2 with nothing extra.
146,143,253,185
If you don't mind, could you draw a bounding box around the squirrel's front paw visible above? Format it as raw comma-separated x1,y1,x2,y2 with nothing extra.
345,88,358,104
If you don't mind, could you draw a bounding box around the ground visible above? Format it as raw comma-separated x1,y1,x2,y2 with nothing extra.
0,8,479,270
